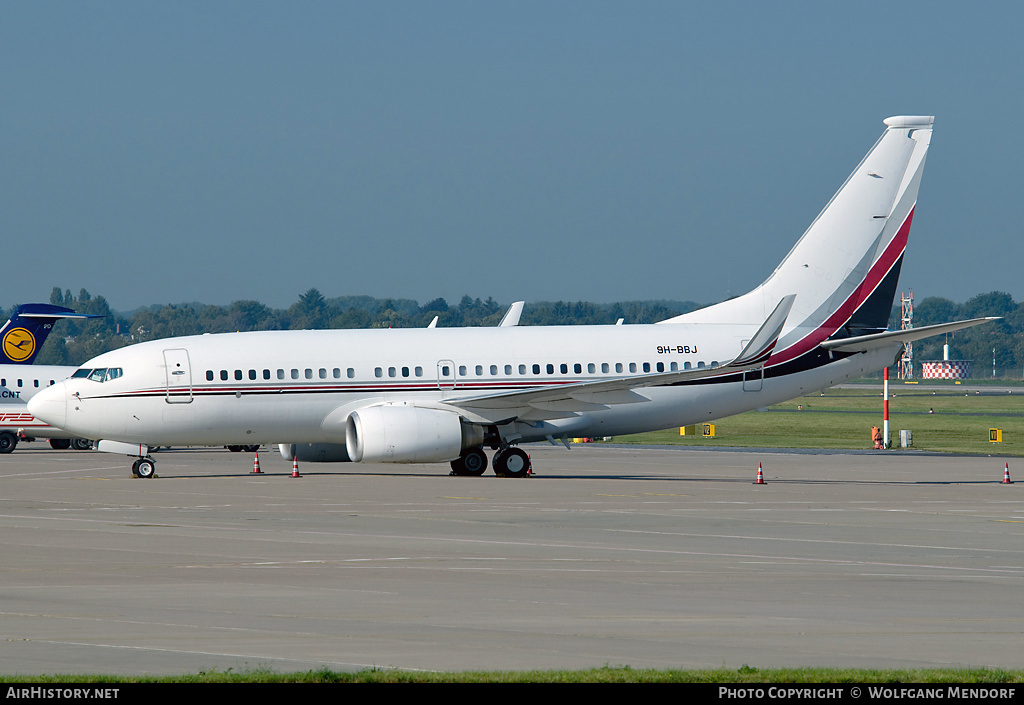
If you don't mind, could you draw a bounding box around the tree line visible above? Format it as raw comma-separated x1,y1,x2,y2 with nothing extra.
21,287,702,367
15,287,1024,379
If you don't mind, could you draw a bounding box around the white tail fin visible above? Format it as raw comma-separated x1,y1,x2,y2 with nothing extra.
662,116,934,359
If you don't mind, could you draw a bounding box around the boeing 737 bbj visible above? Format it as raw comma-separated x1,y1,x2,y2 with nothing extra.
29,116,995,478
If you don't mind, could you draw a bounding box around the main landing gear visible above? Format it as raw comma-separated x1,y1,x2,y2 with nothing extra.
450,446,531,478
131,456,157,478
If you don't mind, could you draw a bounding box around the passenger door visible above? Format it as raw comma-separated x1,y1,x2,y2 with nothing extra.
163,348,193,403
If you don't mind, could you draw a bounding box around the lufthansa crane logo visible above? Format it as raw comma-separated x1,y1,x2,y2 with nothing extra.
3,328,36,362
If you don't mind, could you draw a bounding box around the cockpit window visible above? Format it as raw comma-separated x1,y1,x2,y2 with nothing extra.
78,367,123,382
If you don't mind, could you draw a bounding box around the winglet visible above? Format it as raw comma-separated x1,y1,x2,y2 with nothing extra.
499,301,525,327
729,295,796,368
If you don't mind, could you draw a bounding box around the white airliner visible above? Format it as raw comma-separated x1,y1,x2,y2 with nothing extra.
29,116,995,478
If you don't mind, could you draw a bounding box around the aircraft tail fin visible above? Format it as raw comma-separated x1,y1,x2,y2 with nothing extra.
0,303,103,364
662,116,935,360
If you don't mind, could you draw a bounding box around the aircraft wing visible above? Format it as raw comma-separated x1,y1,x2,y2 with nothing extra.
819,318,998,354
444,295,795,422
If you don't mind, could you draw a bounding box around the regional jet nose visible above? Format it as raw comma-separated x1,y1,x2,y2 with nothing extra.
27,381,68,429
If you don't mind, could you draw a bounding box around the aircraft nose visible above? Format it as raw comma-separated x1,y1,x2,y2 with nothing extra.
28,381,68,429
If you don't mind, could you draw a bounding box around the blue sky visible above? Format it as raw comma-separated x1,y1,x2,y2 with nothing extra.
1,1,1020,312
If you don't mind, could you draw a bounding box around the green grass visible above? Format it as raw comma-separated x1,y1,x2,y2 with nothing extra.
3,666,1024,683
609,387,1024,455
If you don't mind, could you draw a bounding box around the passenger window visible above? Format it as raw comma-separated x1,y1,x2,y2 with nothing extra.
560,363,568,374
34,379,39,387
546,364,554,374
643,362,651,373
475,365,483,376
415,366,423,377
333,368,341,379
506,365,513,376
670,362,678,371
249,370,257,380
291,369,299,379
459,365,467,376
221,370,229,381
388,367,396,378
587,363,595,373
277,369,285,380
532,364,540,375
402,367,410,378
615,363,623,373
235,370,243,380
629,363,637,373
656,362,664,372
519,364,526,375
305,369,313,379
264,370,271,380
574,363,582,374
319,368,327,379
375,367,383,378
207,371,214,381
601,363,609,373
347,368,355,378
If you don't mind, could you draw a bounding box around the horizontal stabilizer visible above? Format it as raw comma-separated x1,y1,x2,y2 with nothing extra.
819,318,998,354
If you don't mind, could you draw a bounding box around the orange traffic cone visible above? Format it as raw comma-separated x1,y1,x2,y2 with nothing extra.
526,453,533,476
292,456,301,478
1002,463,1013,484
251,452,262,474
755,462,766,484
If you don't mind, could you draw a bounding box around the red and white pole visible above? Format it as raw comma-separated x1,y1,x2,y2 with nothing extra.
883,366,890,449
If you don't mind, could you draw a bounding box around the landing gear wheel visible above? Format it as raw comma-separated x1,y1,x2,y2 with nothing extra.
132,457,156,478
71,438,92,451
492,447,530,478
450,447,488,476
49,438,72,450
0,431,18,454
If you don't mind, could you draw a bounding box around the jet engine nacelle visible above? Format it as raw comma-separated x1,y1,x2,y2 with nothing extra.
279,443,351,463
345,404,482,464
